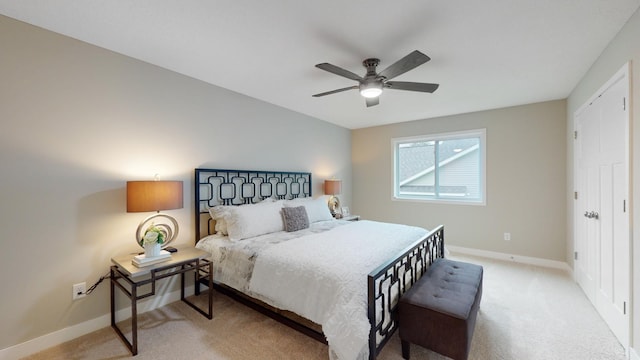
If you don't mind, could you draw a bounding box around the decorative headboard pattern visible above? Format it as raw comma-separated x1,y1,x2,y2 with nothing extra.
194,168,312,242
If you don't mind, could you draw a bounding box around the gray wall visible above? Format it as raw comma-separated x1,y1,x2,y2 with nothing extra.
0,15,351,350
352,100,567,261
565,7,640,354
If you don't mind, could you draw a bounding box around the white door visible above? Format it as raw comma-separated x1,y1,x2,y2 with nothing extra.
575,106,599,305
574,64,629,349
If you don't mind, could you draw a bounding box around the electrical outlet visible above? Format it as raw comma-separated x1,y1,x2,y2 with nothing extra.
73,282,86,300
504,232,511,241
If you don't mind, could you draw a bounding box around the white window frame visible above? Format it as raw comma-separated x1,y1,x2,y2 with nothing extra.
392,129,486,205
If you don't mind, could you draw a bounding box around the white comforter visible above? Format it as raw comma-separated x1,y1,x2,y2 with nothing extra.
249,220,428,360
195,220,346,292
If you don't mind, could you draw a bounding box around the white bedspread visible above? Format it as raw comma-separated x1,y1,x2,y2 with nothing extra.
196,220,346,292
249,220,428,360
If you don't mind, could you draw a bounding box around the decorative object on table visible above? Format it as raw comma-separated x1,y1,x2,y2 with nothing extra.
341,207,350,216
142,226,164,257
131,250,171,267
324,179,342,218
131,223,173,267
127,178,183,253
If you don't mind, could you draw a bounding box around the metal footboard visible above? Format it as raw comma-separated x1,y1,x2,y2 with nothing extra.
367,225,444,360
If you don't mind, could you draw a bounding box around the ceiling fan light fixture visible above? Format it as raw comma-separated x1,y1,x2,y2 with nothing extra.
359,81,383,98
313,50,438,107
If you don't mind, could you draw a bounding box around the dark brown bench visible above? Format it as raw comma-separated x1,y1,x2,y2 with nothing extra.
398,258,483,360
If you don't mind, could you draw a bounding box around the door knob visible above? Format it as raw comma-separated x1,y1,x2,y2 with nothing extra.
584,211,599,219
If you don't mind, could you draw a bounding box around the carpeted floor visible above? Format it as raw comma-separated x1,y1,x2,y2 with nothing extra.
23,255,626,360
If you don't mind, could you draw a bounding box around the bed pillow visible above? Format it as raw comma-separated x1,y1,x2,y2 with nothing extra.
285,196,333,223
208,205,233,235
208,198,276,235
281,206,310,232
225,200,285,241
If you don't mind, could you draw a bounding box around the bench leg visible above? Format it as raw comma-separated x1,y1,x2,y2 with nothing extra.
401,340,411,359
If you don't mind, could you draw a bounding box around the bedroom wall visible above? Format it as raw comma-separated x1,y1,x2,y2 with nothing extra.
565,7,640,355
352,100,567,262
0,15,352,352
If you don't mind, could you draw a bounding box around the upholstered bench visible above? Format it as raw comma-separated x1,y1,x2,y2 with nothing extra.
398,258,483,360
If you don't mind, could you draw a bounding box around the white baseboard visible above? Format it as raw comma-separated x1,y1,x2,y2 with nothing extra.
0,285,194,360
447,245,572,273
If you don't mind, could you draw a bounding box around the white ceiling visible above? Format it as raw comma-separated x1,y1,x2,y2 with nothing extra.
1,1,639,129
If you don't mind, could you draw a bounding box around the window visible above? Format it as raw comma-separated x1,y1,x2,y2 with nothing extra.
392,129,486,205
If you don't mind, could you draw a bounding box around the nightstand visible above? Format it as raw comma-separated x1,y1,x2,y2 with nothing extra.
342,215,360,221
110,245,213,355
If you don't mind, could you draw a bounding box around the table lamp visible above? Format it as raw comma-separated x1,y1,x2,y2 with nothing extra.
324,179,342,218
126,180,183,249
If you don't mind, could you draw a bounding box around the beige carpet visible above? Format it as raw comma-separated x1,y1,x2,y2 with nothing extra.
23,255,626,360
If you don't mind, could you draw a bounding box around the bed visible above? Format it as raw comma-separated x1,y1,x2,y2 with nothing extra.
193,168,444,360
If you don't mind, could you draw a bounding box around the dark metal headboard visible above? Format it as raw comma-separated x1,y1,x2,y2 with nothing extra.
194,168,312,242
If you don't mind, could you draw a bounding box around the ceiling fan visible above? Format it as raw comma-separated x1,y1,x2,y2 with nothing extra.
312,50,439,107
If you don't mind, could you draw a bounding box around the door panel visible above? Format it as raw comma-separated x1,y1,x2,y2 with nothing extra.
575,105,600,303
612,163,628,308
598,164,612,299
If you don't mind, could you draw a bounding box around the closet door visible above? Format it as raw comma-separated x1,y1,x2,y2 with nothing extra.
575,105,599,305
574,64,629,349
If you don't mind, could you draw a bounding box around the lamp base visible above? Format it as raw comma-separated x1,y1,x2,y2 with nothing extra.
328,195,341,218
136,213,179,249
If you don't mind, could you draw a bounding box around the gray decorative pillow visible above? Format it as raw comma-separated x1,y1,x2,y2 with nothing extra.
281,206,310,232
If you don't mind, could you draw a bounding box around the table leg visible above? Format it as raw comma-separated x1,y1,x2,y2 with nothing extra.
131,282,138,355
207,261,213,316
110,266,139,356
181,259,213,319
180,264,185,300
110,267,115,328
195,259,201,296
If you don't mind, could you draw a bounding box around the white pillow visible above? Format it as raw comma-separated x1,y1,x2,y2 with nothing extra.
225,200,285,241
208,206,233,235
285,197,333,223
208,198,275,235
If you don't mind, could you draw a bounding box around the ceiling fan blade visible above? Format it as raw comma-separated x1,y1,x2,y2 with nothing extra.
385,81,439,93
315,63,363,81
365,97,379,107
312,85,358,97
378,50,431,81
